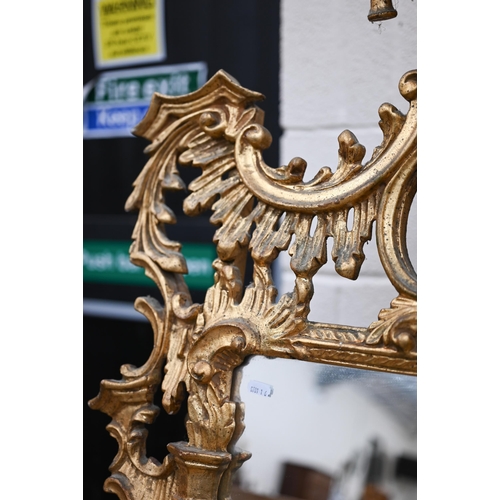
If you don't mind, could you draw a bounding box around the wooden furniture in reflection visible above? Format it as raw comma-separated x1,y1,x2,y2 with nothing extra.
89,3,416,499
279,462,334,500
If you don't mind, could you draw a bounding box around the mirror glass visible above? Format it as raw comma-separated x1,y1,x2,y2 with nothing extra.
231,356,416,500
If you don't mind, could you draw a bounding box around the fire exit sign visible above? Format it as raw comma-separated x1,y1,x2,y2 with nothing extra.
83,62,207,139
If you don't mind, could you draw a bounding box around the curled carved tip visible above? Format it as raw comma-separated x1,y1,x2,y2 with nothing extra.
192,360,213,383
334,254,363,280
288,157,307,177
244,124,272,150
172,292,202,321
124,196,137,213
399,70,417,102
338,130,360,148
338,130,366,164
231,336,246,352
275,157,307,184
396,332,416,353
199,112,217,127
378,102,403,122
162,173,186,191
199,111,226,138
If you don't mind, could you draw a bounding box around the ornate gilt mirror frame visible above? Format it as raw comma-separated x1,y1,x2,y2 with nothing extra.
89,3,416,499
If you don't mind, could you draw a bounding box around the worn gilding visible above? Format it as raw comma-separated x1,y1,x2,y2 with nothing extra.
90,64,417,499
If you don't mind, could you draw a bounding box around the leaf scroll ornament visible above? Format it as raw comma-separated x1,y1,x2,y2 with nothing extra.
90,67,418,500
366,295,417,353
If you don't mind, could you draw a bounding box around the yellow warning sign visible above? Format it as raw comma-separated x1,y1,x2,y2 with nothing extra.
92,0,166,68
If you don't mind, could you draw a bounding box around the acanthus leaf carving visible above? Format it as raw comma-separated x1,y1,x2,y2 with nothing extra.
366,295,417,353
91,67,417,500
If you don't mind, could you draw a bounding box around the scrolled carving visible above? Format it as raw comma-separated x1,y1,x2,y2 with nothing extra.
89,292,176,499
367,295,417,354
91,67,417,499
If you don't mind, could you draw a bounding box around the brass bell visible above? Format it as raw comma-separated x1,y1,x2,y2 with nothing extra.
368,0,398,22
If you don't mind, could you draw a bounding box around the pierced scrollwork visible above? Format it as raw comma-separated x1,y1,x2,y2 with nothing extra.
91,68,417,500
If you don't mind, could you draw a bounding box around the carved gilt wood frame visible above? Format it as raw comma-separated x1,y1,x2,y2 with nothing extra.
89,4,416,499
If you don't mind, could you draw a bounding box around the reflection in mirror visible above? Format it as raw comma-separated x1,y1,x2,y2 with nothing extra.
407,193,417,274
231,357,416,500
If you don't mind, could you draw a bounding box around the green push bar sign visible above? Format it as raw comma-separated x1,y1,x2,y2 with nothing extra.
83,240,215,289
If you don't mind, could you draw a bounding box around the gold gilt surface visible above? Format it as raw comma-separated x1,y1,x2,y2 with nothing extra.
89,12,416,498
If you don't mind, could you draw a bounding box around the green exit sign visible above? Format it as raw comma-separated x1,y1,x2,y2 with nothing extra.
83,240,216,290
83,62,207,139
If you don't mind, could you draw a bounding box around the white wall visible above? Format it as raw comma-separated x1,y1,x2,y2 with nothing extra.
279,0,417,327
235,1,417,498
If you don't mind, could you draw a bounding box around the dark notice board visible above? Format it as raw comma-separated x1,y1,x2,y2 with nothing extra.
83,1,281,498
